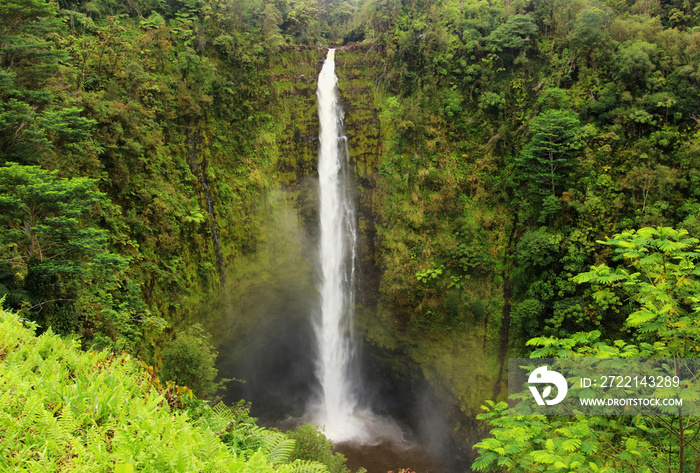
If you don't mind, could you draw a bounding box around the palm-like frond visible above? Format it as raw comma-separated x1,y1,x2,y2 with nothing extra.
277,459,330,473
266,436,296,464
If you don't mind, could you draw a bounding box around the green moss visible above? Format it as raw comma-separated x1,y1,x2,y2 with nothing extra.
201,189,316,347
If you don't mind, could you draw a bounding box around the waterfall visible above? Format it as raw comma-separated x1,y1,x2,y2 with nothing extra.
312,48,364,442
311,49,403,446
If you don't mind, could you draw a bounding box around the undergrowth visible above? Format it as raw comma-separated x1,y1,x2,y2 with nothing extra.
0,307,329,473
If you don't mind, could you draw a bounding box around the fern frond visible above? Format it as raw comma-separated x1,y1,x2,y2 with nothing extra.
206,402,235,433
59,405,78,434
243,450,274,473
257,430,284,452
213,402,235,422
232,424,267,454
0,392,12,412
21,393,43,424
278,459,330,473
267,438,295,464
199,429,222,459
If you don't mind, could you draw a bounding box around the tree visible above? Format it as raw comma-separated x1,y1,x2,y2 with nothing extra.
571,8,604,46
0,0,54,37
473,227,700,472
615,41,658,94
486,15,538,56
473,400,663,472
622,163,680,222
0,163,127,333
0,163,112,273
0,0,81,165
160,325,219,398
287,424,351,473
282,0,321,45
518,108,581,200
571,227,700,357
262,2,284,50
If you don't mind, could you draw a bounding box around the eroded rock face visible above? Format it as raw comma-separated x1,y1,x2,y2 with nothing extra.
216,47,489,470
271,46,384,313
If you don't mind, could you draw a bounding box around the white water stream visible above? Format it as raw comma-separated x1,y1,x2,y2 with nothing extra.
312,48,403,445
312,48,364,442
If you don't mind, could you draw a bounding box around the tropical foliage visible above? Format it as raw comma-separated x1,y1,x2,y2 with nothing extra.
3,0,700,470
0,306,330,472
473,227,700,471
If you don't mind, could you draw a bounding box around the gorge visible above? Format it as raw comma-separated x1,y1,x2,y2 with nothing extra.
4,1,700,471
215,46,463,470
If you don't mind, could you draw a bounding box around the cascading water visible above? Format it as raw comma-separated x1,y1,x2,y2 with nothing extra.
312,48,364,443
311,48,404,446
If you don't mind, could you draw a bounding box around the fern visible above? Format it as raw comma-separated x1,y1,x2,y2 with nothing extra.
243,450,274,473
58,404,79,434
0,308,335,473
232,424,268,455
206,401,235,433
199,429,223,459
267,437,296,464
278,459,330,473
20,392,43,425
0,391,12,412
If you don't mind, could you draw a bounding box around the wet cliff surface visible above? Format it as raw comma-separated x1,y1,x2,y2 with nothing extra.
211,46,498,470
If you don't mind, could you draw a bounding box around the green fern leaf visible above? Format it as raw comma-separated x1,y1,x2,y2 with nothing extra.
207,402,235,433
59,405,78,434
199,429,222,459
278,459,330,473
0,392,12,412
472,452,498,472
233,424,267,455
267,438,295,464
243,450,274,473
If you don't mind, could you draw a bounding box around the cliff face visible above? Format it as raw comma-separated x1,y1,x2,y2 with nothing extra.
267,45,385,315
209,46,499,459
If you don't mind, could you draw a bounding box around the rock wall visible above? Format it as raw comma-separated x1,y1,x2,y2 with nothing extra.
213,46,485,469
270,46,384,312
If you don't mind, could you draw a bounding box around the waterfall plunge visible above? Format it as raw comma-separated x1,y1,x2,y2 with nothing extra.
312,48,364,443
312,49,402,446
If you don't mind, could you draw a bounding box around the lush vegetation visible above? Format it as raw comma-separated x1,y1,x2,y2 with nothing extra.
2,0,700,470
0,0,360,469
473,227,700,471
357,0,700,340
0,306,333,472
347,0,700,470
0,0,361,363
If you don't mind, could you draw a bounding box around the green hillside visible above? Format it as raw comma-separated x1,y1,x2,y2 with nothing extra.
0,306,340,472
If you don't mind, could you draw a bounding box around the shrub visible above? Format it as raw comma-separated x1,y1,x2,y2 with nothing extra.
287,424,358,473
160,325,219,398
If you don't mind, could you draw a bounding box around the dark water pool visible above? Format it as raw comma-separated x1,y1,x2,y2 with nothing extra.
269,417,450,473
334,440,446,473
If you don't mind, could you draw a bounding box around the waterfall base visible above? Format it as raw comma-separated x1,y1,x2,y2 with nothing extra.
309,410,404,445
335,440,447,473
269,415,447,473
